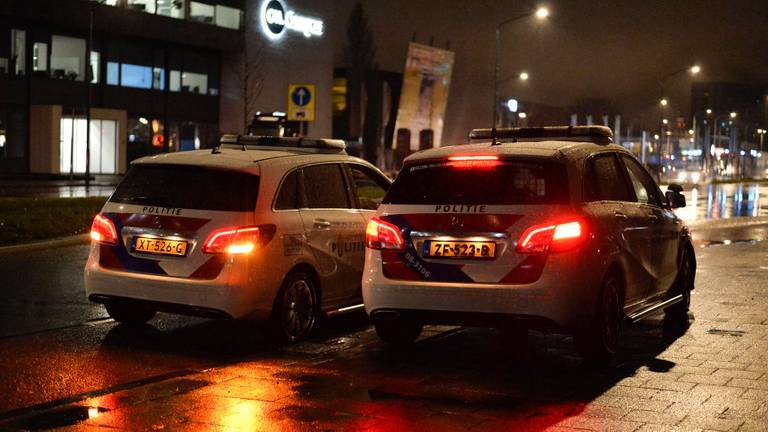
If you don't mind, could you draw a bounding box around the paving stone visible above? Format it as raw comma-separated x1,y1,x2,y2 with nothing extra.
678,374,732,386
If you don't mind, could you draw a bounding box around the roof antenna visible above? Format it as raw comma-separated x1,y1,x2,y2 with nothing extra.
241,136,247,151
491,127,498,146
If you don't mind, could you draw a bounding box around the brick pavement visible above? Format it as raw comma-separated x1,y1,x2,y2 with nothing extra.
2,241,767,431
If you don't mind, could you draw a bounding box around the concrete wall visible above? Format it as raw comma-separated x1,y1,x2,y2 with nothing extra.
220,0,338,139
29,105,62,174
28,105,127,174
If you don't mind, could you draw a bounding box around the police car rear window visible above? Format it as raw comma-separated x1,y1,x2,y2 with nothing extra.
383,160,568,205
111,165,259,211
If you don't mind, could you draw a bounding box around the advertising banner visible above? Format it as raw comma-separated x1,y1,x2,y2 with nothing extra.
393,43,455,150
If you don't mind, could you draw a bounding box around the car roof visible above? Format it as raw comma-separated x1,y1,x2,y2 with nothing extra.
404,140,631,164
131,148,372,173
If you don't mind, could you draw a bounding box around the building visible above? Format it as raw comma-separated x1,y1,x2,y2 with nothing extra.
1,0,244,175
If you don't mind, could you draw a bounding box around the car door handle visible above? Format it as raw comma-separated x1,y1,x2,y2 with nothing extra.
614,211,628,220
313,219,332,230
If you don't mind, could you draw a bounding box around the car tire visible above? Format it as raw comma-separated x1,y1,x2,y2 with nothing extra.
575,272,623,365
105,302,156,326
270,270,319,343
374,317,423,346
665,247,694,322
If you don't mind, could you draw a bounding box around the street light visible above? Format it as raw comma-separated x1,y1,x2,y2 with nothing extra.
730,111,737,119
519,71,529,81
660,98,668,106
706,108,712,115
690,65,701,74
492,7,550,128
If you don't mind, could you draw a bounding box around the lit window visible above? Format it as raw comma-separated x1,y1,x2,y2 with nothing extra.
90,51,100,83
127,0,156,13
11,30,26,76
106,62,119,85
51,35,86,81
170,70,181,91
33,43,49,72
182,71,207,95
189,2,214,24
120,64,152,89
152,67,165,90
215,5,242,29
157,0,184,19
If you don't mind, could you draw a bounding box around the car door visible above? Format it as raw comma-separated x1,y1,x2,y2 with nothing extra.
343,163,392,283
582,152,651,308
299,163,365,305
620,155,679,297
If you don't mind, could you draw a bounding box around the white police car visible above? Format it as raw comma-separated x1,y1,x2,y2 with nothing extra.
85,135,391,341
363,126,695,361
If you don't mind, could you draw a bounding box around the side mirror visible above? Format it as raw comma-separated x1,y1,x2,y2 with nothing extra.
665,184,686,208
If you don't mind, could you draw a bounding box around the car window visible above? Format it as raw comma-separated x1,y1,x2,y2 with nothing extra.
584,153,633,202
302,164,350,209
347,164,389,210
111,164,259,211
384,159,568,205
621,155,661,206
274,170,300,210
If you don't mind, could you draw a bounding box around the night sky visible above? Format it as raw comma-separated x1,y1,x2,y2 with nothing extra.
330,0,768,144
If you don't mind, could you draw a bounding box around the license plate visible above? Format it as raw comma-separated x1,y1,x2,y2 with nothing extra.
134,237,188,257
425,240,496,259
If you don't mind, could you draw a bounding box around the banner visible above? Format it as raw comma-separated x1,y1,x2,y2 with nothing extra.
393,43,455,150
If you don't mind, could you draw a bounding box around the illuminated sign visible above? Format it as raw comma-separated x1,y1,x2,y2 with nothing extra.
261,0,323,40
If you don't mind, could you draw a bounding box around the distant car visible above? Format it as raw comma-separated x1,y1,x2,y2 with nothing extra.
85,135,391,342
362,126,696,362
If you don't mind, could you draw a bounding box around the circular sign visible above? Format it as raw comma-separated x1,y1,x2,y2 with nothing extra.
263,0,286,37
291,86,312,107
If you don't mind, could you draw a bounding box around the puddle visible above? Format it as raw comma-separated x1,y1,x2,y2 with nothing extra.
696,239,760,248
4,405,109,430
707,329,747,337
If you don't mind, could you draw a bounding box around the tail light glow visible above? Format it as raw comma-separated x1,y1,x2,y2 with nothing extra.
516,219,587,254
365,217,405,250
446,155,500,169
203,225,275,254
90,214,118,245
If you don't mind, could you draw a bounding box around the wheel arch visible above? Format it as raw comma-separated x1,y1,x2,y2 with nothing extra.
280,262,323,306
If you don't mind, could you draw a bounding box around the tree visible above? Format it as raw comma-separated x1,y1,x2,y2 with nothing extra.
230,2,266,133
344,3,377,141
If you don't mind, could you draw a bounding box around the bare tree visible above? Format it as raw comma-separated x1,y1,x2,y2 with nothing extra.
229,3,267,133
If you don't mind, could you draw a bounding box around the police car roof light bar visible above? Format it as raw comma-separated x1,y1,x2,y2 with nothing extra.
469,126,614,144
218,135,347,154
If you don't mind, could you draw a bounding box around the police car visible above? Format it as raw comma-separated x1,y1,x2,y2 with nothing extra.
363,126,695,361
85,135,391,342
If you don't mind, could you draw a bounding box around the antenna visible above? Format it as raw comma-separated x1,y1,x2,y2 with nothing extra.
491,127,498,145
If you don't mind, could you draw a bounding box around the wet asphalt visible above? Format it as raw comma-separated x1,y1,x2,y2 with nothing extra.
0,216,766,430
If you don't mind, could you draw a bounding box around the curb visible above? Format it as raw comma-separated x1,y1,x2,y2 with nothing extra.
0,234,90,254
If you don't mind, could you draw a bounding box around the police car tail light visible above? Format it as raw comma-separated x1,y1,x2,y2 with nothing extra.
203,225,274,255
365,217,405,251
516,220,586,254
90,213,118,245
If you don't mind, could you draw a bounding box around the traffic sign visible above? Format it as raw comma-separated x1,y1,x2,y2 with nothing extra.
287,84,315,122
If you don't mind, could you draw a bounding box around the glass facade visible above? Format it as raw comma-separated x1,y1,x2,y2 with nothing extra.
92,0,242,29
33,42,48,72
60,117,119,175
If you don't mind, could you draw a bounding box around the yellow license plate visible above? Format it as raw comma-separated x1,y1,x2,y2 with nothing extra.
134,237,188,256
425,241,496,259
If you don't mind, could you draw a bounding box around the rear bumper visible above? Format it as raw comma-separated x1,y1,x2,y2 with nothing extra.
89,294,232,319
362,249,603,330
84,245,274,320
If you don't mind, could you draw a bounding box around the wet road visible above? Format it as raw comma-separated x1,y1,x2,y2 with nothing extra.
0,216,767,430
675,182,768,224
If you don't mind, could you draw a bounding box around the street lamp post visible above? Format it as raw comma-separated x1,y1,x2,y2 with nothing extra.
492,7,548,129
656,64,700,180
